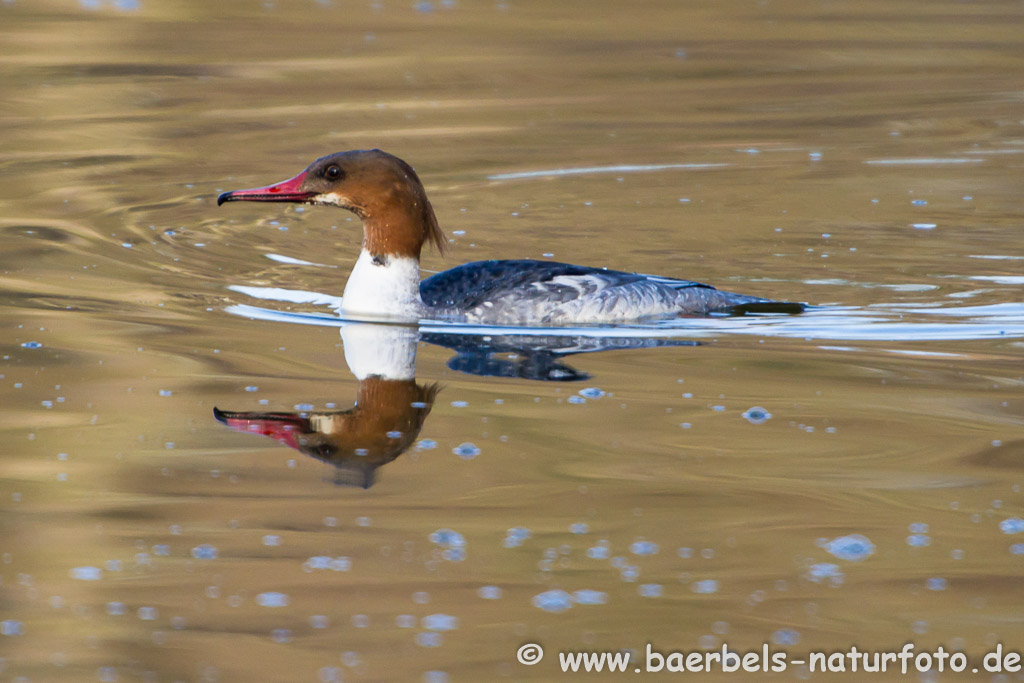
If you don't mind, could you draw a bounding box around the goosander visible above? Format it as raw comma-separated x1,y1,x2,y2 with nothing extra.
218,149,803,323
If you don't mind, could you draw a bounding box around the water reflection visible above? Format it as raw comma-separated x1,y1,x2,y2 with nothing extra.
213,322,701,485
423,331,698,381
215,325,436,488
213,382,438,488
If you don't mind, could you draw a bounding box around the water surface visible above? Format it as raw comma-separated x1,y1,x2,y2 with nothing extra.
2,1,1023,681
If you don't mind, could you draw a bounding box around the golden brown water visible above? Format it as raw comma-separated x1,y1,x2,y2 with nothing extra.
2,1,1023,681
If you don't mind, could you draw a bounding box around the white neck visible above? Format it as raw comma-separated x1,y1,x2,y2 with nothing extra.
341,249,424,320
340,322,419,380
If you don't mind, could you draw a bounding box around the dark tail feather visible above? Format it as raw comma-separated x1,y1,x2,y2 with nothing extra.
722,301,807,316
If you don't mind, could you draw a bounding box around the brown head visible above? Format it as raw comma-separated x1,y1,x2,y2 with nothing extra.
218,149,446,260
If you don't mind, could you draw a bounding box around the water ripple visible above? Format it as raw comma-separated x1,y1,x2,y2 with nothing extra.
224,286,1024,342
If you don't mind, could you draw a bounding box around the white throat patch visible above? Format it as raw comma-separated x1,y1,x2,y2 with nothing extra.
313,192,350,207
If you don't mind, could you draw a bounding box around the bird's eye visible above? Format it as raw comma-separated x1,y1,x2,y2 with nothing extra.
324,165,342,180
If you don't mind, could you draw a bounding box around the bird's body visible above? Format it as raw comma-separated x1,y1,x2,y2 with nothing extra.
421,259,775,324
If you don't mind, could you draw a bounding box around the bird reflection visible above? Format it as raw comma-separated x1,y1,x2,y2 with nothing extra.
213,380,438,489
214,323,699,487
215,325,433,488
421,332,698,381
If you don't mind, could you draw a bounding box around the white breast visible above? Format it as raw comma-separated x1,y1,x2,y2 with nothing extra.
341,250,424,320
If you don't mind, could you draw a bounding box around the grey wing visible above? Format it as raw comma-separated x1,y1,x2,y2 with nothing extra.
420,259,709,310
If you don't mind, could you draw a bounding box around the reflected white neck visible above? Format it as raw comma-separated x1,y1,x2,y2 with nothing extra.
340,323,419,380
341,249,424,320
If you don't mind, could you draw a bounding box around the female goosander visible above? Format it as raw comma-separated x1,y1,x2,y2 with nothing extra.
218,149,802,324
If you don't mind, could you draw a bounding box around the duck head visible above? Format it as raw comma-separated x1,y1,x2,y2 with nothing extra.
218,149,446,259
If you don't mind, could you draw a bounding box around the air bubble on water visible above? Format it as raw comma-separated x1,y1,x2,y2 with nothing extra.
442,548,465,562
822,534,875,561
805,562,844,585
573,589,608,605
415,631,443,647
999,517,1024,534
421,614,459,631
742,407,772,424
638,584,663,598
630,540,659,556
191,545,218,560
503,527,531,548
0,620,25,636
773,629,800,645
477,585,502,600
906,535,930,547
317,666,342,682
256,592,289,607
532,589,573,613
430,529,465,548
70,566,103,581
452,442,480,459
